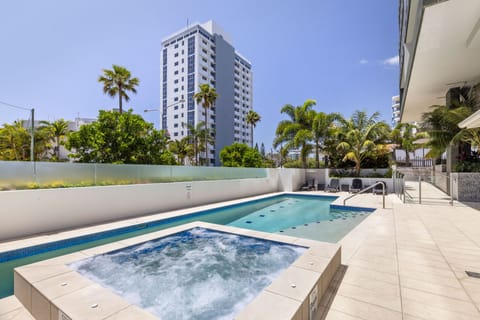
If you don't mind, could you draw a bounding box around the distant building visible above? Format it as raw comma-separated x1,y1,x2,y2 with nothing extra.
391,95,400,126
161,20,253,166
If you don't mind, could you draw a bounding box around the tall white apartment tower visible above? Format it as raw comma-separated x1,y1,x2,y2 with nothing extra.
392,95,400,126
161,20,253,166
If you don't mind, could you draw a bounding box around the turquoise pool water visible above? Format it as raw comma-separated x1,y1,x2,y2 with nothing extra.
0,194,373,298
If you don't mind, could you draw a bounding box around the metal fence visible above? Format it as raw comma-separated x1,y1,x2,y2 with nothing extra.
393,169,453,205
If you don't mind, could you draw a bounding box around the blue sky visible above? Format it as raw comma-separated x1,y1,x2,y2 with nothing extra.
0,0,398,151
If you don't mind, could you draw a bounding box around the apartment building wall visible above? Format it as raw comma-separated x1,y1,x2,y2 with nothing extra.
161,21,253,166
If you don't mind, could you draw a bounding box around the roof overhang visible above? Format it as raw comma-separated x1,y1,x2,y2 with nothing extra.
458,109,480,128
401,0,480,123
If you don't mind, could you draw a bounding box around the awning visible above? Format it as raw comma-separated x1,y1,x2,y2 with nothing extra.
458,109,480,128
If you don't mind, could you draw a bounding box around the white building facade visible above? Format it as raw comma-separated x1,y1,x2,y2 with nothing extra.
161,20,253,166
391,95,400,126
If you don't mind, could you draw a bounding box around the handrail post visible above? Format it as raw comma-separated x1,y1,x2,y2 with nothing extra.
449,173,454,206
382,185,385,209
418,175,422,204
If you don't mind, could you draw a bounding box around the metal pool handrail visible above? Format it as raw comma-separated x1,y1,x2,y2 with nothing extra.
343,181,385,209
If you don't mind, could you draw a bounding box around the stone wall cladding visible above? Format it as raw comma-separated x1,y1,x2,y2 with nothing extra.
454,173,480,202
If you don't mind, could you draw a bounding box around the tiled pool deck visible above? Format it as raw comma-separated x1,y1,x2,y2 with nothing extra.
1,191,480,319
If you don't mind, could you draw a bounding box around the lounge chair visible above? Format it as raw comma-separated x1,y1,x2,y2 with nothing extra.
350,178,363,193
373,181,387,195
300,179,316,191
327,178,340,192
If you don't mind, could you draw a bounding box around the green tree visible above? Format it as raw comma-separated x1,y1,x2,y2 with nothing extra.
66,110,171,164
336,110,390,176
185,122,213,166
0,121,30,160
311,111,342,168
40,119,70,161
220,143,263,167
169,137,193,165
194,84,218,166
273,99,316,168
98,65,140,114
391,123,429,166
422,104,477,158
246,110,261,147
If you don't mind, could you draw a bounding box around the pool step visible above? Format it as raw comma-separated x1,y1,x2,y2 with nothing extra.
0,295,34,319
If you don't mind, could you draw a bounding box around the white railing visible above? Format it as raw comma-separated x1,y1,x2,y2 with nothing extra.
343,182,386,209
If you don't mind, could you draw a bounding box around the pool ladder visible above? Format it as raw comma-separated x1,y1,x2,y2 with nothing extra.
343,182,386,209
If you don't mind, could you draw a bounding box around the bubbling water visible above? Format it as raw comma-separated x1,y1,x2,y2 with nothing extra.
70,228,306,320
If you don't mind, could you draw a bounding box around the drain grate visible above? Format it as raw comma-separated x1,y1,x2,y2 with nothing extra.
466,271,480,279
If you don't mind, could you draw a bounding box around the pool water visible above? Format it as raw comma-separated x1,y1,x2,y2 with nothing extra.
0,194,373,298
228,199,372,243
70,228,306,320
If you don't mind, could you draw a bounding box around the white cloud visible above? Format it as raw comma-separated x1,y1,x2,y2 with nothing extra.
383,55,399,66
359,59,368,65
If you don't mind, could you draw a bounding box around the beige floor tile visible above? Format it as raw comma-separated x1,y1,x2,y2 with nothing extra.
400,277,471,301
397,248,445,262
348,257,398,275
403,298,480,320
0,308,34,320
398,256,452,270
322,309,364,320
0,297,23,316
336,282,401,312
461,278,480,308
398,263,455,278
401,287,479,316
399,270,461,288
342,265,399,285
341,273,400,296
329,295,402,320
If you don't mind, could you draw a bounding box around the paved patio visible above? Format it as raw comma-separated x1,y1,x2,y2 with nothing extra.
1,191,480,319
317,192,480,320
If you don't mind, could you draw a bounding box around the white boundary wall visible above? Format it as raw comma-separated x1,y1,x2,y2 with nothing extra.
0,168,309,241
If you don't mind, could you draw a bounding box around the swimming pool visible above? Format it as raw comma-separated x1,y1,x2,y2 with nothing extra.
70,227,306,320
0,193,374,298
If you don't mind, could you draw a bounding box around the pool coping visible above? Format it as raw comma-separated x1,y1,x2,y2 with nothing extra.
14,221,341,320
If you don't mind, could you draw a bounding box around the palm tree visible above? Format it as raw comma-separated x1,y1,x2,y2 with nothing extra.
98,65,140,114
194,84,218,166
169,137,193,165
185,122,214,166
336,110,390,176
391,123,428,166
311,111,342,168
40,119,69,160
273,99,316,168
422,104,476,158
246,110,261,147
